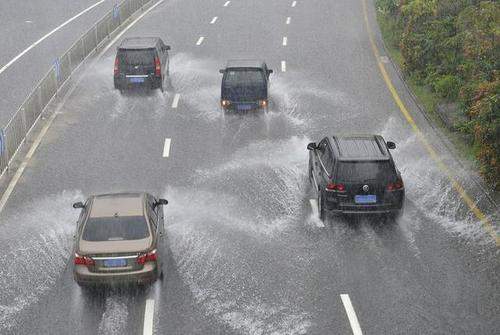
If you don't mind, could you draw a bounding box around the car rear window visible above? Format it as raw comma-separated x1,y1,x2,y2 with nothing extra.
223,69,265,86
118,49,156,66
82,216,150,241
337,161,395,182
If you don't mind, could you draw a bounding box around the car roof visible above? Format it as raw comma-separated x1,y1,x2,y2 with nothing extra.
331,135,390,161
225,59,265,69
119,37,159,49
89,192,146,218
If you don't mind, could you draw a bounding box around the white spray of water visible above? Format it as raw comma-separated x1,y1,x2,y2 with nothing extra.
380,116,494,245
97,295,129,335
164,137,314,334
0,190,83,331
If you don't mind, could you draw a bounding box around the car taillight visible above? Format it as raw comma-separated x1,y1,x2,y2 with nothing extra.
326,182,345,192
221,99,230,107
74,253,95,266
137,250,157,265
114,57,119,76
259,100,268,107
387,179,404,191
154,57,161,76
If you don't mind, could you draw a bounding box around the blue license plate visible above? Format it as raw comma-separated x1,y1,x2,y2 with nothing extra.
355,195,377,204
103,259,127,267
237,104,253,110
129,77,145,83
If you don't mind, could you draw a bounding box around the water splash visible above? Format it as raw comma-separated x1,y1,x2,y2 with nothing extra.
0,190,83,331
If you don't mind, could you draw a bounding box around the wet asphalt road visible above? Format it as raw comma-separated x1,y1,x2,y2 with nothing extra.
0,0,115,126
0,0,498,334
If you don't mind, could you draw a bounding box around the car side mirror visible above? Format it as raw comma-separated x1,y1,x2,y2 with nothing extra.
163,45,171,51
156,199,168,206
73,202,84,209
219,69,225,74
307,142,317,150
387,141,396,149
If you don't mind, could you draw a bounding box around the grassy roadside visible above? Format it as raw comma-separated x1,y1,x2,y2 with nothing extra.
375,11,479,164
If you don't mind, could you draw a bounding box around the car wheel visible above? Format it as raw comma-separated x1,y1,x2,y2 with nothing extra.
318,191,326,221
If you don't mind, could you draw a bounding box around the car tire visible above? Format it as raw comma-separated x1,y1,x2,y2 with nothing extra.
318,191,326,221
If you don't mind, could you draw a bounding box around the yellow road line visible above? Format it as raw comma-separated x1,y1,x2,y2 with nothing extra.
360,0,498,246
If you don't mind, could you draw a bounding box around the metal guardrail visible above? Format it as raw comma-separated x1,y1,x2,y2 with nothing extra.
0,0,153,178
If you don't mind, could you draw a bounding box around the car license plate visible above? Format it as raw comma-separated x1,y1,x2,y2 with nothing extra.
355,195,377,204
103,258,127,267
129,77,145,83
237,104,252,110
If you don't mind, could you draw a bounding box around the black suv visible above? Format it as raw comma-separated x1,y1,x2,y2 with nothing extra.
114,37,170,92
307,135,405,220
219,60,273,111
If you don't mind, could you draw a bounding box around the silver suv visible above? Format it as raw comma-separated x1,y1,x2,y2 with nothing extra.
72,192,168,286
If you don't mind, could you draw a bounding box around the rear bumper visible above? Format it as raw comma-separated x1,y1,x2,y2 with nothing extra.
221,100,263,111
325,192,404,214
74,263,158,286
114,75,161,89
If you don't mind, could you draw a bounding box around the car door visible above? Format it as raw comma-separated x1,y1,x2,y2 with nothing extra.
75,200,89,251
147,195,163,265
317,139,333,190
158,40,168,76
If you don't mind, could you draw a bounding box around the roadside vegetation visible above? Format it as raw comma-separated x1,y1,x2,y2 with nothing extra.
374,0,499,190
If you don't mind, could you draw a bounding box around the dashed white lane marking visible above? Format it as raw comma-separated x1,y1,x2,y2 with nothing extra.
223,1,230,6
282,36,288,46
163,138,172,157
196,36,205,45
25,20,33,23
171,93,180,108
0,0,106,76
210,16,218,24
291,1,297,7
281,60,286,72
340,294,363,335
143,299,155,335
309,199,325,228
286,17,291,24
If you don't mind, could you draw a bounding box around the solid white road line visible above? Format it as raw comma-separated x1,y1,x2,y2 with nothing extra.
163,138,171,157
0,0,166,215
224,1,231,7
281,61,286,72
0,0,106,76
143,299,155,335
286,17,291,24
171,93,180,108
210,16,218,24
282,36,288,46
196,36,205,45
291,1,297,7
309,199,325,227
340,294,363,335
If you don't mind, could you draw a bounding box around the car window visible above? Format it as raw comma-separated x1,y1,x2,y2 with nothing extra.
81,216,150,241
337,161,395,182
118,49,156,65
223,69,265,86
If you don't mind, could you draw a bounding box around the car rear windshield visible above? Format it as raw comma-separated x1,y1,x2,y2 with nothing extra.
337,161,395,182
223,69,265,86
118,49,156,66
82,216,150,241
